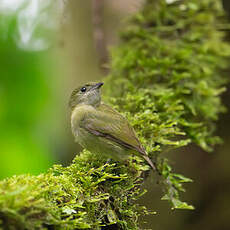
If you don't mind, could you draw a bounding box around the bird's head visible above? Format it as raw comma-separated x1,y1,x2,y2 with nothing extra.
69,82,104,110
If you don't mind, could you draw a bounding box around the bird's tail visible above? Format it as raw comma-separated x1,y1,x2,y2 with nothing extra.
142,154,156,171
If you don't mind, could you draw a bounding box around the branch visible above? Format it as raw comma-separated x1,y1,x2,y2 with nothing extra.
92,0,109,74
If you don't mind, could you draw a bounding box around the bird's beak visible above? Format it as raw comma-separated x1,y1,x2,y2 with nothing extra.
92,82,104,90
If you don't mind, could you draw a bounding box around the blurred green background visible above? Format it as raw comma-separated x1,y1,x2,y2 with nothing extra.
0,0,229,229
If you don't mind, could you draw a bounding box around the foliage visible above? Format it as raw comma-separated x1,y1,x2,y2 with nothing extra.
105,0,230,210
0,0,230,229
0,11,55,178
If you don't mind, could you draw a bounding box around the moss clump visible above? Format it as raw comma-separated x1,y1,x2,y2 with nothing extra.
105,0,230,209
0,151,149,229
1,0,230,229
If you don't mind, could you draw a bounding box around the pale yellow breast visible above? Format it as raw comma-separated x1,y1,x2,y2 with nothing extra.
71,104,95,139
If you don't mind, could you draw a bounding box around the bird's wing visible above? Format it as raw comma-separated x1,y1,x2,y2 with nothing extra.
80,103,145,154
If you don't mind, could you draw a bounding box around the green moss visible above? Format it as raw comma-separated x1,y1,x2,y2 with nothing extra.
0,151,148,229
105,0,230,209
1,0,230,229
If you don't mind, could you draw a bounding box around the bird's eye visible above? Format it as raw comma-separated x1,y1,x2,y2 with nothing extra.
81,87,87,92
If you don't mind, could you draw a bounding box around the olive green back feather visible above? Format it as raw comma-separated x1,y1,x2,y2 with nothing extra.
80,103,145,154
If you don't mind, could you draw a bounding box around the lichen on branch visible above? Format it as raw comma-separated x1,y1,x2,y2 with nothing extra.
0,0,230,229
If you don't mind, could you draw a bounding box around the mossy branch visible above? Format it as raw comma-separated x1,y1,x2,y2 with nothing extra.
1,0,230,229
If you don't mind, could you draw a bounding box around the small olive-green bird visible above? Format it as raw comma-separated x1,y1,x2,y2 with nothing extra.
69,82,155,171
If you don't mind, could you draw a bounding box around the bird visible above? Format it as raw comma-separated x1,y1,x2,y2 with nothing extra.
69,82,156,171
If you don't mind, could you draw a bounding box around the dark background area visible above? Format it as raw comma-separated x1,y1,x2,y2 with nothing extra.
0,0,229,229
